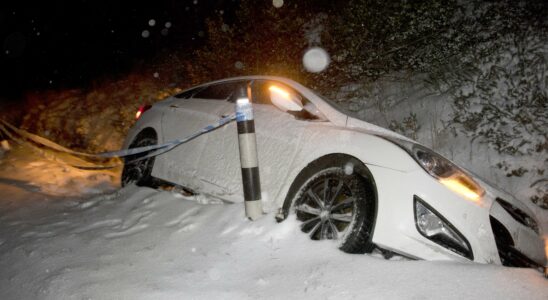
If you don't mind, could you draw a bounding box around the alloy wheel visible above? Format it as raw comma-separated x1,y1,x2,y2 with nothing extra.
295,174,356,240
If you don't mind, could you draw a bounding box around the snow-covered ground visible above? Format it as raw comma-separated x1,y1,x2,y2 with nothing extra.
0,143,547,299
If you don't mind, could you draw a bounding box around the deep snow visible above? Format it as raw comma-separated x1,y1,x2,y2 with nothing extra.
0,144,547,299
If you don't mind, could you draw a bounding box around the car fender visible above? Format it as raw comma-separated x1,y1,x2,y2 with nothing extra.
122,105,164,150
274,123,420,209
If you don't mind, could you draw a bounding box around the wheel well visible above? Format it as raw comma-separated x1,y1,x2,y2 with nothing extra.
130,127,157,147
280,153,378,223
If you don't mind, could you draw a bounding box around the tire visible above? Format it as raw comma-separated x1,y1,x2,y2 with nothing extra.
121,135,157,187
289,157,376,254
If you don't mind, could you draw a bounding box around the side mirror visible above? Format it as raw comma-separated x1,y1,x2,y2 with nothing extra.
268,85,303,112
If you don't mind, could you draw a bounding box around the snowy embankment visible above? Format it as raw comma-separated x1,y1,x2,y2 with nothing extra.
1,145,547,299
337,75,547,213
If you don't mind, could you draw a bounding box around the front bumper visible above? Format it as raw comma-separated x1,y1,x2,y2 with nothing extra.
368,166,546,269
489,198,545,269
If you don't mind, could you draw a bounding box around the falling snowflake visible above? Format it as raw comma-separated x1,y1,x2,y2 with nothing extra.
165,22,172,28
193,0,198,4
234,61,244,69
148,19,156,26
153,72,159,78
272,0,284,8
141,30,150,38
303,47,330,73
221,24,229,32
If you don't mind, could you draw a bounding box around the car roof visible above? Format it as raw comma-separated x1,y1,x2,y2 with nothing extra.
175,76,414,143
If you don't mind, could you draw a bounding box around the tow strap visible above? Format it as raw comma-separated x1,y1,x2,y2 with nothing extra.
0,114,236,170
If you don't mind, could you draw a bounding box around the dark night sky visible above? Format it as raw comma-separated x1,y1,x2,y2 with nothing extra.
0,0,235,101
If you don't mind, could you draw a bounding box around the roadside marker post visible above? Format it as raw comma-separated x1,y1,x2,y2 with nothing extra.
235,87,263,221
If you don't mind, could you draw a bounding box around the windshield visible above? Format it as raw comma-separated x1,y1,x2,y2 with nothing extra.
313,91,363,120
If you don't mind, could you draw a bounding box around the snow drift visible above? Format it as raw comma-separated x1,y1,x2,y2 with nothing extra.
0,143,547,299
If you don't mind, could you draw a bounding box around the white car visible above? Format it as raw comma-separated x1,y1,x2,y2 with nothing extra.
122,76,546,270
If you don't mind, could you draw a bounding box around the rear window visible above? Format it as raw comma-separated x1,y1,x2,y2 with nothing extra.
193,81,243,100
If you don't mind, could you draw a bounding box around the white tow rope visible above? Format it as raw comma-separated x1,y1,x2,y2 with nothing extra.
0,114,236,170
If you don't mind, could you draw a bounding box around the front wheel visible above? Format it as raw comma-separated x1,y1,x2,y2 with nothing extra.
292,163,376,253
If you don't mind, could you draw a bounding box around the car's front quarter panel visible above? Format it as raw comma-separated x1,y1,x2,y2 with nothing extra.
273,123,420,207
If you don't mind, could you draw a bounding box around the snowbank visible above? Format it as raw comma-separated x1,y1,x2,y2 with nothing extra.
1,185,547,300
0,145,547,299
335,75,547,213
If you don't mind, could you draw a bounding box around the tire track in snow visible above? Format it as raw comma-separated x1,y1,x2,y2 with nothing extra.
103,210,154,239
104,223,149,239
164,207,201,228
72,219,123,234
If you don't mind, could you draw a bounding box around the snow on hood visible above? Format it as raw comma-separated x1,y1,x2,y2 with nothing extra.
346,116,415,142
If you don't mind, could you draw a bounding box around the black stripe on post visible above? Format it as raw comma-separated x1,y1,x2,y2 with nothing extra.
237,120,255,134
241,167,261,201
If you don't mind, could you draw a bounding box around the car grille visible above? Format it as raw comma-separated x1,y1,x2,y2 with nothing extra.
489,216,541,268
495,198,539,234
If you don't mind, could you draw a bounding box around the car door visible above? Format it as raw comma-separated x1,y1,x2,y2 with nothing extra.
153,81,244,191
204,80,318,207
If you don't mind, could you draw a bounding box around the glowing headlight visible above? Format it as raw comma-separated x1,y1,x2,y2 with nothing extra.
384,137,485,202
412,144,484,201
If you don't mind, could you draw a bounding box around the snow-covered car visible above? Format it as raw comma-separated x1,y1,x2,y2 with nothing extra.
122,76,546,270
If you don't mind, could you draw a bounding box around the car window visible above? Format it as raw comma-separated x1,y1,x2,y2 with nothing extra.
192,81,244,100
174,87,201,99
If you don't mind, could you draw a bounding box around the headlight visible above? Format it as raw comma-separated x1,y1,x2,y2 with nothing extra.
412,144,484,201
387,138,485,201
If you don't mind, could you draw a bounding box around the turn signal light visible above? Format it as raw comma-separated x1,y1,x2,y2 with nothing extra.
439,176,482,202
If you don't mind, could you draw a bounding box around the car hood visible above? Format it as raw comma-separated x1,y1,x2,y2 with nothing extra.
345,116,415,142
